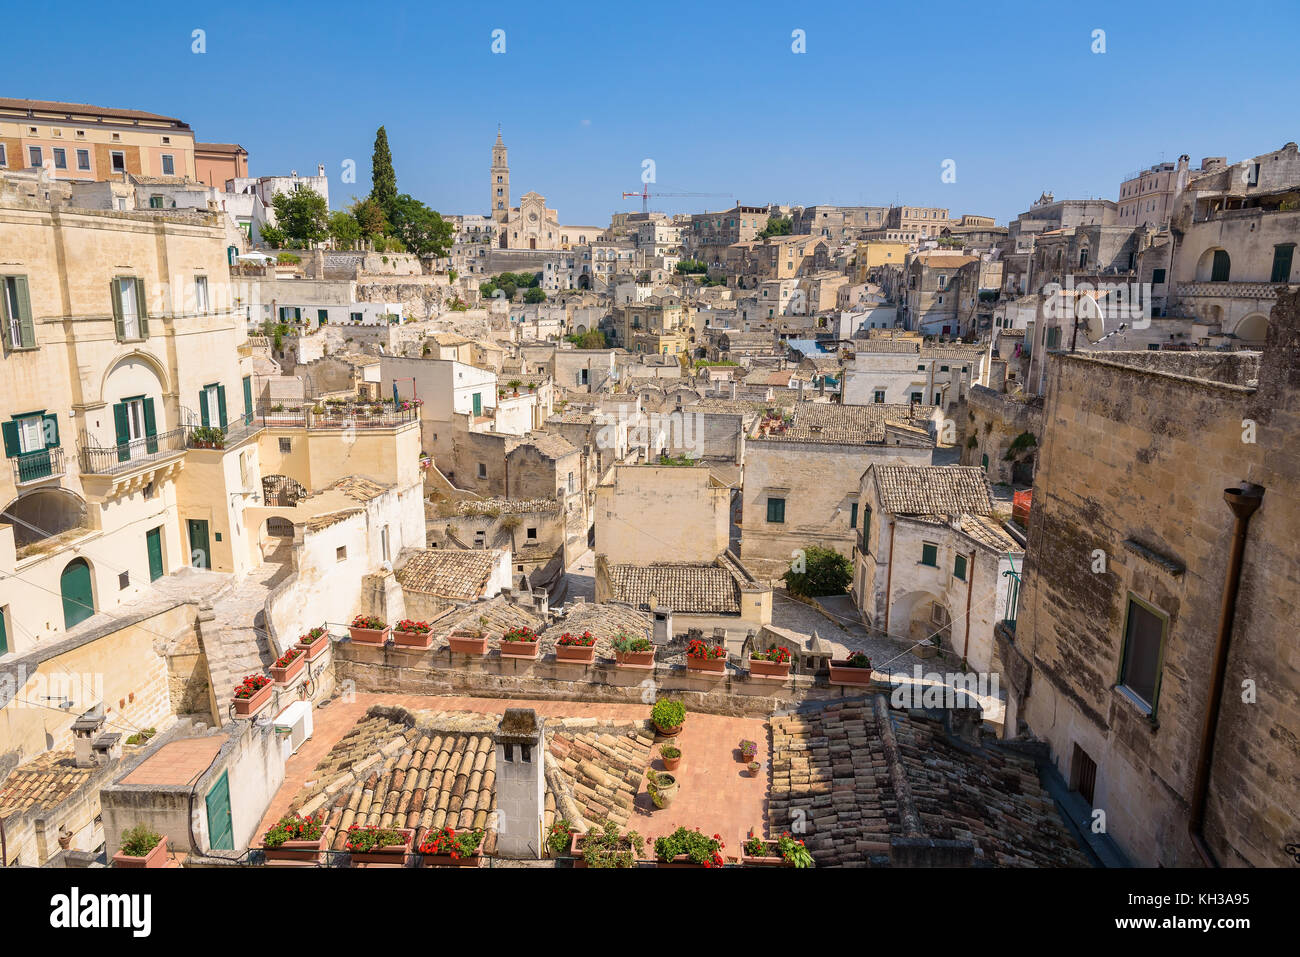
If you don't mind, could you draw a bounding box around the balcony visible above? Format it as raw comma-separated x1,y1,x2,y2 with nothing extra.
12,447,65,486
255,402,420,431
80,427,191,476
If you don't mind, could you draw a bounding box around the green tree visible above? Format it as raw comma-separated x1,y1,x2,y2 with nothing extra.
524,286,547,304
270,188,329,247
258,221,286,248
388,193,455,258
758,215,793,239
565,329,607,349
783,545,852,597
370,125,397,216
350,197,389,240
675,259,708,275
328,210,361,249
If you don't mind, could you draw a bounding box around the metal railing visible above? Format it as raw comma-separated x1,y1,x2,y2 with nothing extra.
79,427,190,475
12,447,65,484
1002,564,1021,633
256,402,420,430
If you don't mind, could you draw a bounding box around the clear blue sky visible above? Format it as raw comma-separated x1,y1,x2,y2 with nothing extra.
6,0,1297,223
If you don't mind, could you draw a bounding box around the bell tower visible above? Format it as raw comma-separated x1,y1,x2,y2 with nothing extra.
491,126,509,222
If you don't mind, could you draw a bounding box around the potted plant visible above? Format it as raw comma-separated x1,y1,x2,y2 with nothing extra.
739,739,758,762
776,831,814,868
345,825,412,865
741,831,785,867
546,818,575,858
500,625,539,658
418,827,483,867
270,646,306,685
645,769,678,809
569,820,645,869
747,760,761,777
261,814,327,863
613,631,654,667
828,650,874,685
650,697,685,737
653,827,724,868
554,630,596,663
448,627,489,655
295,626,330,661
685,637,727,673
660,744,681,771
916,635,941,660
750,645,792,678
392,618,434,649
231,673,273,717
112,825,168,868
348,614,389,646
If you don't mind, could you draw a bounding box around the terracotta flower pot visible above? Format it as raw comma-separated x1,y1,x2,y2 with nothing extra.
616,649,655,667
420,850,481,867
555,643,596,663
741,837,786,867
686,655,726,673
653,722,682,738
113,836,169,868
263,835,327,863
270,652,306,685
662,755,681,772
232,681,273,717
392,629,434,649
828,659,873,685
647,773,678,809
296,635,330,661
348,625,390,646
749,658,790,678
448,633,488,655
500,639,539,659
348,829,412,865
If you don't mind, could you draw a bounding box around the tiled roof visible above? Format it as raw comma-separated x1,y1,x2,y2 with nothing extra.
0,750,96,820
397,549,502,600
853,340,921,354
451,497,557,516
434,594,546,650
769,700,1089,867
541,601,654,658
872,465,994,516
547,722,656,829
505,431,580,460
754,402,935,445
605,560,742,614
329,477,392,503
0,97,187,124
960,514,1021,553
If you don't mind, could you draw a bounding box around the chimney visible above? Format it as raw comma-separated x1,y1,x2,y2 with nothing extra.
71,705,106,768
652,606,673,644
317,163,325,177
493,709,545,858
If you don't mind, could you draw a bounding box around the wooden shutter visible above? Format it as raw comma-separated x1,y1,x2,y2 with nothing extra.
216,385,228,428
143,398,158,453
113,403,130,462
135,275,149,338
15,277,34,348
111,279,125,341
1,420,18,458
42,413,59,448
199,390,210,427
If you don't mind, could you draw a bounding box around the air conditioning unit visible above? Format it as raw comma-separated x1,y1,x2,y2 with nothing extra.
274,699,313,758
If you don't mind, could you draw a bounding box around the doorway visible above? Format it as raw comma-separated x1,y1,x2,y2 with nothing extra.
188,519,210,569
60,557,95,629
146,526,164,581
205,770,234,850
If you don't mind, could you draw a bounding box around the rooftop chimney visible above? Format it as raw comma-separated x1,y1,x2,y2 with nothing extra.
493,709,545,858
71,705,106,768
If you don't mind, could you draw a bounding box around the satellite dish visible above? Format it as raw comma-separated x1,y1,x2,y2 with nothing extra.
1077,294,1106,343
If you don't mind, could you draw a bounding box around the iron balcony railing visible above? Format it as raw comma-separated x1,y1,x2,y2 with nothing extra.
13,446,65,484
80,426,191,475
1002,563,1022,633
255,402,420,430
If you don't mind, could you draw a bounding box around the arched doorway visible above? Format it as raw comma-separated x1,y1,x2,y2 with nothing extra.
1234,313,1269,348
61,557,95,629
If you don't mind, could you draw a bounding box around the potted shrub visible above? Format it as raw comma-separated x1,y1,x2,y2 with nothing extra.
348,614,390,646
746,760,761,777
742,831,785,867
261,814,327,863
554,630,596,663
270,646,306,685
231,673,273,717
113,825,168,868
645,769,678,809
653,827,724,868
660,744,681,772
295,626,330,661
546,818,575,858
739,739,758,762
448,627,489,655
392,618,434,649
613,631,654,667
569,820,645,869
345,825,412,865
828,650,874,685
418,827,483,867
500,625,539,658
685,637,727,673
750,645,792,678
650,697,685,737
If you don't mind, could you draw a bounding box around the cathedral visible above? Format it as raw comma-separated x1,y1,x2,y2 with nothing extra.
489,128,603,251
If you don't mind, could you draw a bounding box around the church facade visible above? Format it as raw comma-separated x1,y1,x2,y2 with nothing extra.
489,129,603,251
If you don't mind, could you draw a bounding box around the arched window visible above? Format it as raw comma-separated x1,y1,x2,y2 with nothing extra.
1211,249,1231,282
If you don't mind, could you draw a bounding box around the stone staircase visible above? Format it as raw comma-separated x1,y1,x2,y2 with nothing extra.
199,559,293,718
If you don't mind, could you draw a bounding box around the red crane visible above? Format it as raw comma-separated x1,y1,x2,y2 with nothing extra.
621,186,733,214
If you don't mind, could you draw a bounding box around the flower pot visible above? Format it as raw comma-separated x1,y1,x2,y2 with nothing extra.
647,772,678,808
662,755,681,772
348,829,412,865
270,652,306,685
653,722,682,738
448,633,488,655
392,629,434,649
500,639,539,659
686,655,727,673
232,681,273,717
749,658,790,678
296,635,330,661
420,849,482,867
741,838,786,867
113,836,169,868
555,643,596,663
348,625,390,646
916,643,940,660
615,649,655,667
263,835,327,863
828,659,874,685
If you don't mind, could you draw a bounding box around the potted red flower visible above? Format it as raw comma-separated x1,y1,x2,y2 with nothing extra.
652,827,725,868
112,825,169,868
345,825,412,865
613,631,654,667
750,645,792,678
348,614,389,646
500,625,539,659
270,646,305,685
295,626,330,661
261,814,327,863
554,630,596,663
448,628,489,655
828,651,873,685
686,638,727,673
418,827,484,867
741,830,785,866
392,618,434,649
231,673,273,717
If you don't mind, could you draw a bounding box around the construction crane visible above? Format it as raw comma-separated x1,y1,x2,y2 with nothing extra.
621,185,733,215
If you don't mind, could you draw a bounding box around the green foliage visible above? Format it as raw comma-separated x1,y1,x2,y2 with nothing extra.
370,125,397,215
576,820,644,868
120,824,162,857
276,252,301,264
523,285,547,304
564,329,607,349
547,818,574,855
758,215,793,239
328,210,361,248
262,814,324,849
651,697,685,729
777,832,814,867
660,744,680,759
270,188,329,247
1006,431,1037,459
258,221,286,248
125,728,157,746
653,827,724,865
388,193,454,258
656,452,696,467
675,258,709,275
613,632,652,653
783,544,853,597
350,196,389,240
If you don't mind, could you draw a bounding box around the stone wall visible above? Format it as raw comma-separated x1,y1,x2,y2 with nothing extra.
961,385,1044,485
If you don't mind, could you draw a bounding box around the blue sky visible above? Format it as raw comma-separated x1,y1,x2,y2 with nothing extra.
5,0,1297,224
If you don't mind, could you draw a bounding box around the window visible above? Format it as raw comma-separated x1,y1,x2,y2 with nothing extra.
199,382,226,429
917,364,925,371
279,438,292,453
921,543,938,567
849,502,858,529
477,462,487,479
873,390,885,403
1151,268,1166,284
766,497,785,523
119,571,130,590
28,146,42,168
76,148,90,170
161,154,175,176
148,195,163,209
1210,249,1231,282
953,554,967,581
52,148,66,170
940,365,949,372
910,391,923,404
336,546,347,562
1271,244,1295,283
0,144,6,167
194,276,209,313
1118,595,1167,712
2,275,36,351
113,277,147,340
110,150,126,172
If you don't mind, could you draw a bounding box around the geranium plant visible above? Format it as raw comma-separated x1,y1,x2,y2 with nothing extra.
686,638,726,660
752,645,791,663
843,651,872,669
613,633,652,653
502,626,538,643
396,619,431,634
263,814,325,849
345,824,406,853
547,818,574,855
120,824,163,858
556,630,595,646
273,647,302,669
777,831,814,868
744,834,768,858
351,614,385,630
299,626,327,645
418,827,483,859
653,827,725,867
233,674,271,699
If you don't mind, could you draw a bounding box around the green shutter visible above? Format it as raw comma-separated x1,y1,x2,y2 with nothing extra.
216,385,227,428
42,413,59,448
135,276,149,338
15,277,34,348
111,280,125,341
922,543,938,566
954,554,967,580
143,398,158,453
199,390,210,427
1,420,18,458
850,502,858,529
242,376,253,425
113,402,130,462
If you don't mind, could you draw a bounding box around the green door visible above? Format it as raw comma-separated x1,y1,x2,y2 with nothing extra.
472,392,482,416
0,607,8,656
60,558,94,630
146,526,164,581
188,519,210,569
242,376,254,426
205,770,234,851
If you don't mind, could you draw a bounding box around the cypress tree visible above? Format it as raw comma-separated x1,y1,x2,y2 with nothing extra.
370,125,397,216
